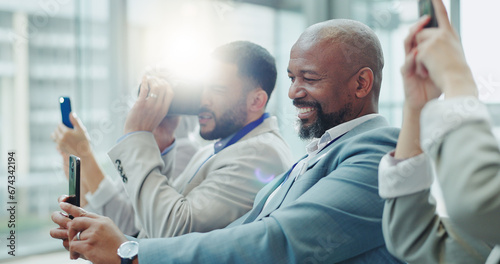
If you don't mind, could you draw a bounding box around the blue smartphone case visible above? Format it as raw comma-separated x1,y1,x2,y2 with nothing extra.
59,96,74,128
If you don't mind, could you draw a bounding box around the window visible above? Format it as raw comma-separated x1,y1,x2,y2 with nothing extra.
0,0,113,259
461,0,500,139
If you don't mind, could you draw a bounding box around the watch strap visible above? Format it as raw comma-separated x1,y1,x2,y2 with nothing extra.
121,258,134,264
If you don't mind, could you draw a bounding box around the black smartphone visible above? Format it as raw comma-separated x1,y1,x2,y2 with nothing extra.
419,0,439,28
67,155,80,208
59,96,74,128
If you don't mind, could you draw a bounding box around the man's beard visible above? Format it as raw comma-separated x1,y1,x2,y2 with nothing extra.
199,98,247,140
295,100,352,140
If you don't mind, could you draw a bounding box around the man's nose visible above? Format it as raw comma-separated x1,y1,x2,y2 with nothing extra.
200,88,211,107
288,80,307,100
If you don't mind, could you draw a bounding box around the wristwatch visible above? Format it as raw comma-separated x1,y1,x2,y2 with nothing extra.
117,241,139,264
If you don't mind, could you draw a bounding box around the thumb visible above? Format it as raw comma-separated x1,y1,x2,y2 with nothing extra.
69,112,83,130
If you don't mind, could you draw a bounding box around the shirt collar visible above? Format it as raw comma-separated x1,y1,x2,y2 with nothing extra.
305,114,380,155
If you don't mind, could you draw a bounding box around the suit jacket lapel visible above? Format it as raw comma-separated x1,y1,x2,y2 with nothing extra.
244,117,391,223
254,168,299,220
251,130,354,221
241,168,293,224
241,154,310,224
254,146,340,220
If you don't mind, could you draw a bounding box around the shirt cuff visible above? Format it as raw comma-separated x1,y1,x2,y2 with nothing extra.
117,131,153,143
85,176,119,209
378,151,434,199
125,235,138,242
161,140,176,156
421,96,491,159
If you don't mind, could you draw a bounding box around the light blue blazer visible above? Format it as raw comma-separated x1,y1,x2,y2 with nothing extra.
135,116,402,263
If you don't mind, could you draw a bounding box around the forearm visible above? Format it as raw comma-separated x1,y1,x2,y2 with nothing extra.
80,151,105,195
138,189,387,263
420,97,500,243
394,106,423,159
379,151,491,263
438,121,500,244
383,190,439,263
133,156,273,238
384,190,490,263
441,67,477,99
108,133,189,237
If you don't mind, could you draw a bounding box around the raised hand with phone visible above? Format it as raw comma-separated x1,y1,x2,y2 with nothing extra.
414,0,477,98
380,0,494,263
52,101,102,208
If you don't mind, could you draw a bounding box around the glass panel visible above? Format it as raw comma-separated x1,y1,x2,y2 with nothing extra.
351,0,450,127
462,0,500,104
0,0,111,259
461,0,500,140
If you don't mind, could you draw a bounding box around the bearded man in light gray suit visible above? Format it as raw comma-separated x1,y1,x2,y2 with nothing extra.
105,41,293,239
52,40,293,241
51,19,403,264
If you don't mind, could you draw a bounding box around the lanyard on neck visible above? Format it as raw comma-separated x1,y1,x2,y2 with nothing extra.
188,113,270,184
214,112,270,154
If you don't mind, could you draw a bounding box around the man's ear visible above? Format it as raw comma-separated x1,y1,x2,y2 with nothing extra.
247,88,268,112
354,67,374,99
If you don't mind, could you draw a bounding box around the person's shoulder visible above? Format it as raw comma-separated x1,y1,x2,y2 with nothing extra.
241,118,288,146
337,125,399,158
229,128,290,156
363,126,400,140
348,126,399,145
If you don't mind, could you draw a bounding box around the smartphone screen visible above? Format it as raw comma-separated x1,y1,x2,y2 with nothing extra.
59,96,74,128
67,155,80,207
419,0,439,28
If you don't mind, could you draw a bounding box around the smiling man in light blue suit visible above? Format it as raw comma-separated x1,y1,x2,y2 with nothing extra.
52,19,402,264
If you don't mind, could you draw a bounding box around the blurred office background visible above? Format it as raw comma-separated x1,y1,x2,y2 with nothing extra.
0,0,499,262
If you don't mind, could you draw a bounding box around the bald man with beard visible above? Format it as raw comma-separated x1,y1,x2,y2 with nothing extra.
51,19,403,264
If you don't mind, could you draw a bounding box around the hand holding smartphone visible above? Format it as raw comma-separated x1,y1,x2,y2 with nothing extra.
66,155,80,217
419,0,439,28
59,96,74,128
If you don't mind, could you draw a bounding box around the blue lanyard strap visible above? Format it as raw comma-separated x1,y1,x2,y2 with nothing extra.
188,113,270,183
214,112,270,154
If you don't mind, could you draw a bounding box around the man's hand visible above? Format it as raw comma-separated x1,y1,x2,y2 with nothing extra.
51,112,92,158
414,0,477,98
56,202,129,264
124,75,174,134
401,15,441,112
49,196,73,252
393,4,442,160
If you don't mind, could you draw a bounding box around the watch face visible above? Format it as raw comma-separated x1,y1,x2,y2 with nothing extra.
118,241,139,259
